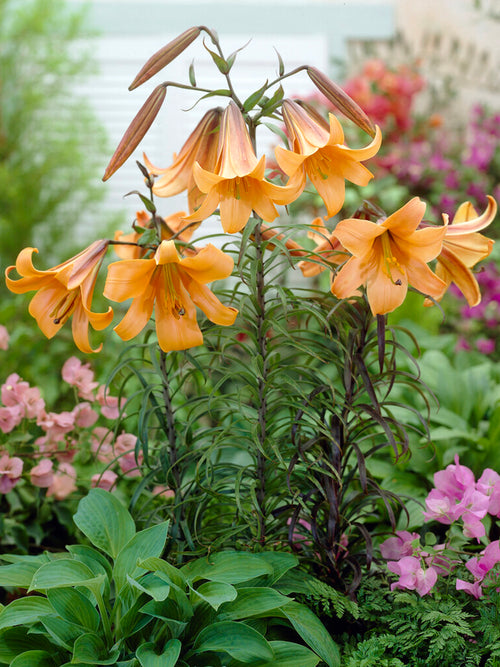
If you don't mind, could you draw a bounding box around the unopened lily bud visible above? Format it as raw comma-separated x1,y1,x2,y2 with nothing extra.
307,66,376,137
129,27,201,90
103,84,167,181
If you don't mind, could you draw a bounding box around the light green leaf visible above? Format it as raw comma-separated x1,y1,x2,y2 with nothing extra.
41,615,88,650
136,638,181,666
190,581,237,610
217,587,291,620
0,597,52,630
29,559,99,591
114,522,169,593
138,557,186,589
182,552,273,585
254,640,320,667
194,621,274,662
281,602,340,667
127,573,171,602
10,650,56,666
258,552,298,583
72,633,120,664
47,588,100,632
67,545,113,581
73,489,136,559
0,561,41,589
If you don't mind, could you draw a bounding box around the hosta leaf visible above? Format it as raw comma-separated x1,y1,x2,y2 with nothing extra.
41,615,88,650
73,489,136,559
10,650,56,666
190,581,237,610
281,602,340,667
114,522,169,592
72,633,120,664
47,588,100,631
136,638,181,666
138,557,186,589
0,627,55,662
217,587,291,620
127,573,171,602
254,640,320,666
194,621,274,662
29,559,100,591
182,552,273,585
0,597,52,630
0,561,41,589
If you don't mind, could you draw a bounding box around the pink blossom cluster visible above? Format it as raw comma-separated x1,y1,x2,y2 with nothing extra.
381,456,500,599
0,357,132,499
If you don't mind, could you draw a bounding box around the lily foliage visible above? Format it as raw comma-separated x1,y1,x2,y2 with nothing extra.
4,27,497,595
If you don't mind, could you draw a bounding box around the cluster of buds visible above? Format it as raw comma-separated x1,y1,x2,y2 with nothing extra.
4,28,497,354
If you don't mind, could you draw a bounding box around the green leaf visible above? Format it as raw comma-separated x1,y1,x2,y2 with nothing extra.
202,41,229,74
0,561,41,589
0,627,55,663
114,522,169,592
10,651,56,666
73,489,136,560
136,639,181,667
137,227,158,247
188,61,196,87
182,552,273,585
67,545,113,581
190,581,237,610
41,615,88,650
258,552,298,582
127,573,171,602
29,559,99,591
47,588,100,632
254,640,320,667
0,597,52,630
138,557,186,589
72,633,120,664
218,587,291,620
281,602,340,667
243,80,268,112
194,621,274,662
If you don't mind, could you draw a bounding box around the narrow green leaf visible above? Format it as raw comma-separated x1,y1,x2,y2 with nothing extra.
136,638,181,667
0,597,52,630
73,489,136,560
243,80,268,112
281,602,340,667
194,621,274,662
188,61,196,86
114,522,169,592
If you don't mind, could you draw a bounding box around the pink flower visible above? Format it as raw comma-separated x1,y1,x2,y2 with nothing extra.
97,385,126,420
456,540,500,599
433,455,475,501
30,459,54,488
0,325,9,350
38,411,76,443
387,556,438,596
1,373,29,409
0,454,23,493
476,338,495,355
46,463,77,500
0,405,24,433
91,427,115,463
72,402,99,428
152,484,175,500
91,470,118,491
21,387,45,420
62,357,98,401
380,531,420,560
114,432,142,477
423,489,461,524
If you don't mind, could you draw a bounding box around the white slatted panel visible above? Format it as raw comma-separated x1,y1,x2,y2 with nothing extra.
76,33,328,238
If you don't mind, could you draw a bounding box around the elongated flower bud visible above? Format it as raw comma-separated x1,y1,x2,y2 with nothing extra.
129,27,201,90
307,66,376,137
103,84,167,181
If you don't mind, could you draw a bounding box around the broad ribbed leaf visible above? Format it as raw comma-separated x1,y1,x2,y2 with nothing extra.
136,638,181,666
114,522,169,592
194,621,274,662
127,573,171,602
72,633,120,664
0,561,41,589
29,559,98,591
73,489,136,559
41,615,87,650
0,627,54,662
254,640,320,666
218,587,291,620
0,597,52,630
10,650,56,666
47,588,100,631
191,581,237,610
138,557,186,589
182,552,273,585
281,602,340,667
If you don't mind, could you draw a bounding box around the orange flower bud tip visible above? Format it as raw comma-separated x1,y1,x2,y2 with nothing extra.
102,84,167,181
307,66,376,137
129,27,201,90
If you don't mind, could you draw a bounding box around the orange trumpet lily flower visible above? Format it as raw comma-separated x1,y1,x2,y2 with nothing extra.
331,198,447,315
5,241,112,353
427,196,496,307
144,107,222,214
184,101,303,234
113,210,194,260
298,217,348,277
103,240,238,352
275,99,382,218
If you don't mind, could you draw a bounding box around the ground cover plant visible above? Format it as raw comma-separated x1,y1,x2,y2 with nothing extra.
1,25,498,664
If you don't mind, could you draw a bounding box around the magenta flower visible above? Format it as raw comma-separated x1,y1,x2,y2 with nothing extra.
387,556,438,596
433,455,475,501
380,531,420,560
